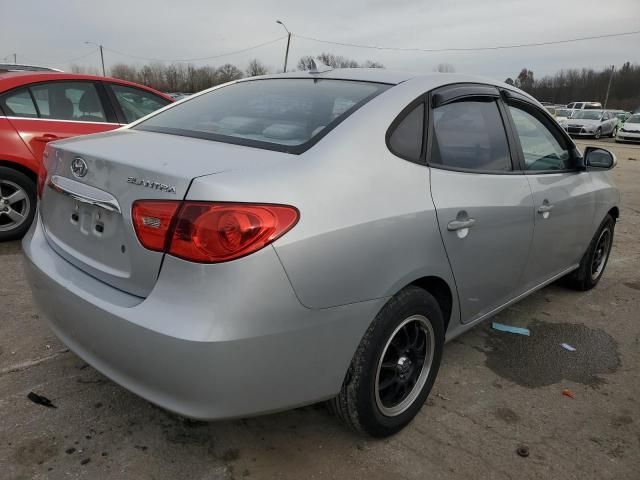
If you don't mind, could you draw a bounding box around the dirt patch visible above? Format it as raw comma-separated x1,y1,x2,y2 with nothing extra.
483,319,620,388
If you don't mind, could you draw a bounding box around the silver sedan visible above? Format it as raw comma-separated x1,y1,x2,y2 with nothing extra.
564,109,619,138
23,69,619,437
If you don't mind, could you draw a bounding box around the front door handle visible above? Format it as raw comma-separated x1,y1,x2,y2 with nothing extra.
447,218,476,231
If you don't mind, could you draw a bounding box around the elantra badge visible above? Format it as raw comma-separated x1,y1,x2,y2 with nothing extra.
127,177,177,194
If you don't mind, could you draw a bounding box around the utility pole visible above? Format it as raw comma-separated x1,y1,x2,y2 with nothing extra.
276,20,291,73
13,53,16,64
604,64,614,109
99,45,105,76
84,42,106,76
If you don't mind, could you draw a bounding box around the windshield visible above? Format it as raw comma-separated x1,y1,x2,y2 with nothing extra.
134,79,390,153
572,110,603,120
627,114,640,124
556,109,571,117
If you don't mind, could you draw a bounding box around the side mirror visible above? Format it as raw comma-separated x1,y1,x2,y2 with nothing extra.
584,146,616,169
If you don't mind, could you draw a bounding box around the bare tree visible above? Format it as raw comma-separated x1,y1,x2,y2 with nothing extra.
246,59,269,77
216,64,243,84
362,60,385,69
434,63,455,73
70,64,99,75
504,77,515,86
515,68,535,90
297,56,316,71
110,63,138,82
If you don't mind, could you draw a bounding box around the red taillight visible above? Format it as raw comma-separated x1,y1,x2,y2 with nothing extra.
132,201,181,251
132,201,299,263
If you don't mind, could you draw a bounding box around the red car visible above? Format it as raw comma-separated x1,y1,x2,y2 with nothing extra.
0,71,173,240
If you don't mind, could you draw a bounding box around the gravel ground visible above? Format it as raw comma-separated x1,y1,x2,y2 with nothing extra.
1,139,638,480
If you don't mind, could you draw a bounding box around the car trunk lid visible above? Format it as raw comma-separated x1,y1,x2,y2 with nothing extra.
40,129,287,297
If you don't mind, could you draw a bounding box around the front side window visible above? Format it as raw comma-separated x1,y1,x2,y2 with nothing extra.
508,104,571,171
109,84,171,123
0,89,37,118
388,103,424,162
29,82,107,122
430,99,512,172
135,79,390,153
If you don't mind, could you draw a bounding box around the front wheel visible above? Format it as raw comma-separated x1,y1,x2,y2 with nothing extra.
611,127,618,138
564,214,615,291
594,128,602,139
0,167,36,242
330,286,444,437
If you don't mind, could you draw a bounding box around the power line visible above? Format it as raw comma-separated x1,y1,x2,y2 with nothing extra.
294,29,640,53
103,36,286,63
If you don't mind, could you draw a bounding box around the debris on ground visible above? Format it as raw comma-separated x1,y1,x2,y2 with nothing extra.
562,389,576,399
27,391,57,408
80,458,91,465
516,445,530,457
561,343,577,352
436,393,451,401
492,322,531,336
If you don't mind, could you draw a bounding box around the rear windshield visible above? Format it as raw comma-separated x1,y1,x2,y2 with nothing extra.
134,78,390,153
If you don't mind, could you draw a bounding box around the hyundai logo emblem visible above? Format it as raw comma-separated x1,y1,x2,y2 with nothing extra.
71,157,88,178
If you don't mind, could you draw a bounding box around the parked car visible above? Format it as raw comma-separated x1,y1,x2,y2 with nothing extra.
563,109,619,138
553,107,573,127
0,64,63,73
612,110,631,125
23,70,619,437
0,71,173,240
566,101,602,111
616,113,640,143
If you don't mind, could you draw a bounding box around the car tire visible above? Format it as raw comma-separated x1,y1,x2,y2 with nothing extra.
329,286,444,437
0,167,37,242
564,214,615,291
611,127,618,138
594,128,602,139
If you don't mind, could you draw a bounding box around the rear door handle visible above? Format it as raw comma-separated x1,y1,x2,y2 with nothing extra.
34,134,62,142
537,204,554,213
447,218,476,231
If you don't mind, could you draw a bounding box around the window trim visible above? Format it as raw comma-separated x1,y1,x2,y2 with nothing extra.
425,90,521,175
501,93,583,175
385,94,428,165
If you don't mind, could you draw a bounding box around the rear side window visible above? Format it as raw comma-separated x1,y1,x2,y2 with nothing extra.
29,82,107,122
430,100,512,172
0,89,38,118
109,84,171,123
135,79,390,153
388,103,424,162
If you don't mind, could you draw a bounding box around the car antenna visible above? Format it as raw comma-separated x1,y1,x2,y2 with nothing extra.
308,58,333,74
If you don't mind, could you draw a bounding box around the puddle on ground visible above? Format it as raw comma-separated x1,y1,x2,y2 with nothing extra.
483,319,620,388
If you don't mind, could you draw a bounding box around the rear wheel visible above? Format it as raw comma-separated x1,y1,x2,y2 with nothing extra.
0,167,36,241
611,126,618,138
564,214,614,291
330,286,444,437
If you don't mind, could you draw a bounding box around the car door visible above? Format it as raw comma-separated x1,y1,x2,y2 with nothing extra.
502,92,596,288
104,82,171,124
0,81,119,162
427,85,535,323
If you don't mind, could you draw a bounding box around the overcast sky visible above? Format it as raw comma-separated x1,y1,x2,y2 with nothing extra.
3,0,639,81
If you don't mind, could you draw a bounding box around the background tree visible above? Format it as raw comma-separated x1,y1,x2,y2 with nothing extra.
515,68,535,90
504,77,515,86
362,60,385,68
216,63,244,83
246,59,269,77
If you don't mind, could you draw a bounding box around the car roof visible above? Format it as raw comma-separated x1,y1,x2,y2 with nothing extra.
248,68,419,85
0,71,173,101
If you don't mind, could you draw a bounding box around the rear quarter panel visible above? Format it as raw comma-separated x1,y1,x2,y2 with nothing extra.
186,77,459,313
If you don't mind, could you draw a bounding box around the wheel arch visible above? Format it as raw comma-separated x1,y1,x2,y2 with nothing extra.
407,276,454,333
0,160,37,183
608,206,619,221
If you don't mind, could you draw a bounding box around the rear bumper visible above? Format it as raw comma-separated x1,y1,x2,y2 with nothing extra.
23,214,385,419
